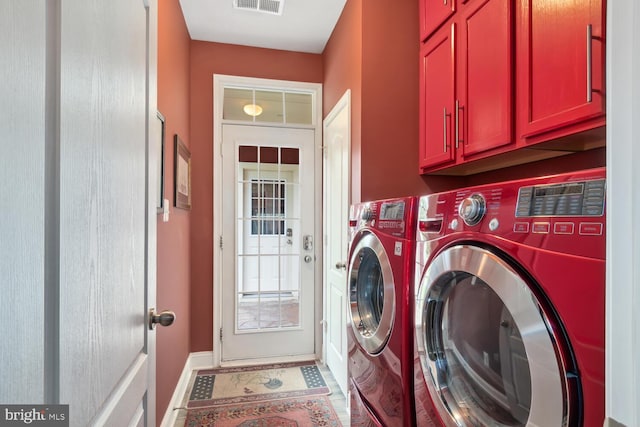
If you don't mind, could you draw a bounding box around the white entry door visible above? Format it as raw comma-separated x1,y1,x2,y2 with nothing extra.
0,1,159,425
323,91,351,397
221,125,317,361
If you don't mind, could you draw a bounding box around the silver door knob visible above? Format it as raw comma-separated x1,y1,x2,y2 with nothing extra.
304,255,313,263
335,261,347,270
149,309,176,330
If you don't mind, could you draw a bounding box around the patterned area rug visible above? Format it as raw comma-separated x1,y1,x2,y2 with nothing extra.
183,396,341,427
187,361,331,408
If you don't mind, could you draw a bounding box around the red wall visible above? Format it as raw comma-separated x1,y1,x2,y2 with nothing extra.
157,0,191,423
189,41,323,352
360,0,436,199
323,0,464,201
323,0,363,202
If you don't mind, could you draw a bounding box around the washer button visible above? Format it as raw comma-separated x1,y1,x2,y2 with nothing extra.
450,219,459,230
489,218,499,231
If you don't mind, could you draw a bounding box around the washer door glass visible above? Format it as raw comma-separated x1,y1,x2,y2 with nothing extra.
415,245,572,427
348,232,395,354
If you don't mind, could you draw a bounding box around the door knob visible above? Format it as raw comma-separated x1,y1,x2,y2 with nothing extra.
304,255,313,263
335,261,347,270
149,309,176,330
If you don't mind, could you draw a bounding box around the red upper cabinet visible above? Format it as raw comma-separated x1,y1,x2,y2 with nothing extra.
459,0,513,157
420,0,456,42
419,24,456,171
419,0,513,173
517,0,605,139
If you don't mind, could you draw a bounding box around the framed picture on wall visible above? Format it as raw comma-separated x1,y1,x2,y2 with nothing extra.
174,134,191,210
156,111,166,213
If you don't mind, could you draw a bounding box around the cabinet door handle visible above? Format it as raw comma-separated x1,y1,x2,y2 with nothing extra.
586,24,592,103
455,100,463,149
443,107,448,152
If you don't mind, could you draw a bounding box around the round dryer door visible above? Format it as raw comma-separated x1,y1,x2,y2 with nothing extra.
348,232,395,354
415,245,577,427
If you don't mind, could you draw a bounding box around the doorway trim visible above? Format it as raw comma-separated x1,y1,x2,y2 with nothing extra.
212,74,323,367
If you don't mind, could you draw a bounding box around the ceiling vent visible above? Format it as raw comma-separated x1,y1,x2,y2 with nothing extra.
233,0,284,16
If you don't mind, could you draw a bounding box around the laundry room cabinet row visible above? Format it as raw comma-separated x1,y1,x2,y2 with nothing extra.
418,0,606,175
418,0,512,170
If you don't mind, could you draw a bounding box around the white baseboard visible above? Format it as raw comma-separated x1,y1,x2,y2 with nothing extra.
188,351,216,370
160,351,214,427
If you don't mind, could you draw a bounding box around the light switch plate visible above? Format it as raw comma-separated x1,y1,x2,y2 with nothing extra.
163,198,170,222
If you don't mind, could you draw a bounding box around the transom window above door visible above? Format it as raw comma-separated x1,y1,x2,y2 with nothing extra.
223,87,314,125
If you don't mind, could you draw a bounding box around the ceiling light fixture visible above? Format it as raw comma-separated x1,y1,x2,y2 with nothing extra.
243,103,263,117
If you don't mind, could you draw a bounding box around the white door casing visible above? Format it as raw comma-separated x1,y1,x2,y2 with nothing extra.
322,90,351,397
220,124,316,361
0,1,158,425
213,75,323,367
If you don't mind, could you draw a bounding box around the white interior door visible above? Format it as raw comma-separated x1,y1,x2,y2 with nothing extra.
323,91,351,396
221,124,316,361
1,1,158,425
58,1,156,425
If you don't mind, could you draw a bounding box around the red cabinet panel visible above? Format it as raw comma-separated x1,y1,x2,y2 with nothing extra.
419,0,455,42
419,24,456,170
419,0,513,173
517,0,605,138
460,0,512,156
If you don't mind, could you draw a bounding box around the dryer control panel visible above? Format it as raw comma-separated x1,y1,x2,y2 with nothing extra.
417,168,606,260
515,179,606,217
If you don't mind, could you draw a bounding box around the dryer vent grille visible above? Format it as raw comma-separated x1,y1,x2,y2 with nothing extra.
233,0,284,15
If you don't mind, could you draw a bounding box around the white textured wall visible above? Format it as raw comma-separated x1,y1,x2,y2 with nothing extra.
0,0,48,404
606,1,640,426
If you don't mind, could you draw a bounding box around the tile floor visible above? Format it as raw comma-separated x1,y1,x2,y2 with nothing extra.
172,361,349,426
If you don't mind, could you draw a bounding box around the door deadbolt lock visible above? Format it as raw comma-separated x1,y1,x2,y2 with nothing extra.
149,308,176,330
303,235,313,251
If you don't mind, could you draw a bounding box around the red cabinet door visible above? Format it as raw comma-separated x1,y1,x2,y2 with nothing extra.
419,24,456,171
419,0,456,42
459,0,513,156
517,0,605,138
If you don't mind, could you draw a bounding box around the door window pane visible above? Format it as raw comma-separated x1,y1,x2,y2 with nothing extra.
223,88,314,125
255,90,284,124
285,92,313,124
223,88,254,121
236,145,302,331
250,179,285,236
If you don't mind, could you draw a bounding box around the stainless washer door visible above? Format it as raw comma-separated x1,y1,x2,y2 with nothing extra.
415,245,572,427
348,232,396,354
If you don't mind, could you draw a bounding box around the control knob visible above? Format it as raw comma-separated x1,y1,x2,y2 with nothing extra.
458,194,486,226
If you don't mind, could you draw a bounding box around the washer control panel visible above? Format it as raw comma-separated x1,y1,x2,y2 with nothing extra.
516,178,605,217
350,197,417,240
